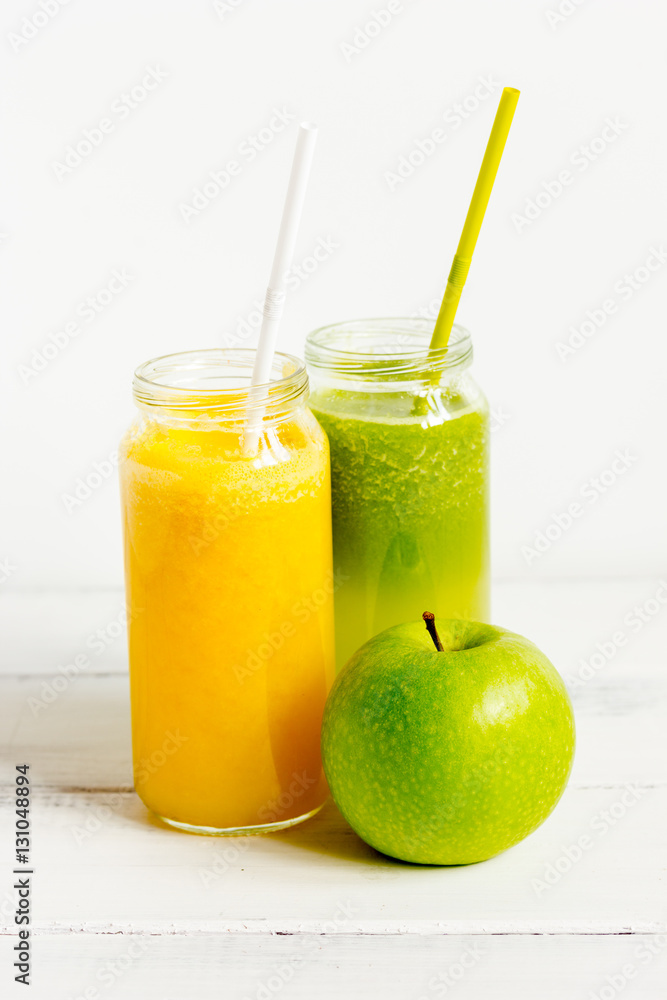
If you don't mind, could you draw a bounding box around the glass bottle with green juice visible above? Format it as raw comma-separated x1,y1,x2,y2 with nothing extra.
306,319,489,669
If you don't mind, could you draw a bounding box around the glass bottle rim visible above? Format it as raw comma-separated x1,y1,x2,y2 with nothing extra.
305,318,473,381
132,348,308,416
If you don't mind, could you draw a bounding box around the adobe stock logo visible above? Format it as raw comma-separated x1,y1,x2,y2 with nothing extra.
511,118,628,234
566,580,667,690
532,785,648,895
588,935,667,1000
521,449,638,566
18,270,134,385
61,450,119,514
178,108,295,223
555,247,667,361
8,0,74,54
51,68,168,180
339,1,416,63
221,236,340,348
212,0,249,18
545,0,589,30
384,76,500,191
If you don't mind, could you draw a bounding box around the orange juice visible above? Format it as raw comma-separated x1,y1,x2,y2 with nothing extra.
119,350,335,834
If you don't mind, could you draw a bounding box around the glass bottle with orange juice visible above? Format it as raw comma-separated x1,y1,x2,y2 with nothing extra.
119,349,335,834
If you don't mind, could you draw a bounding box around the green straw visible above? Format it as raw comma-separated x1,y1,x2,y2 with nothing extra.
430,87,520,351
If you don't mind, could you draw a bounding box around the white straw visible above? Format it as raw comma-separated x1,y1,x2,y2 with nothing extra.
243,122,319,454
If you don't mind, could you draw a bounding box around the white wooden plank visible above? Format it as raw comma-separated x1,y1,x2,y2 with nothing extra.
3,931,667,1000
0,788,664,934
1,659,665,791
0,581,664,982
0,676,133,790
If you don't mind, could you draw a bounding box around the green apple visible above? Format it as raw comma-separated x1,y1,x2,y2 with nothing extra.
321,615,575,865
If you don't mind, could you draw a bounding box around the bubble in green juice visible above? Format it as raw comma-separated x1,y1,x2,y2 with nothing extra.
310,389,489,670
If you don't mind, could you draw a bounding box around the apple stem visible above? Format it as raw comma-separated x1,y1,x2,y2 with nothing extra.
422,612,445,652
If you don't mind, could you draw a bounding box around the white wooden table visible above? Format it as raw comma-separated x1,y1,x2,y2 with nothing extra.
1,580,665,999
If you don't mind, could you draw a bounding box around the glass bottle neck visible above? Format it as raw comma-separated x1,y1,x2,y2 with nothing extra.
132,348,309,426
305,319,473,391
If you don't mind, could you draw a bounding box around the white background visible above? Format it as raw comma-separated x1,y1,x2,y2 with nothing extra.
2,0,665,591
1,6,666,996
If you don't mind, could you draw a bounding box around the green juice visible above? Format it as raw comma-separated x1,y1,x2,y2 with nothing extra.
309,389,489,669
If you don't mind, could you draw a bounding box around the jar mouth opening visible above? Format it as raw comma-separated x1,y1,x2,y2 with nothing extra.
132,348,308,413
304,319,472,379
